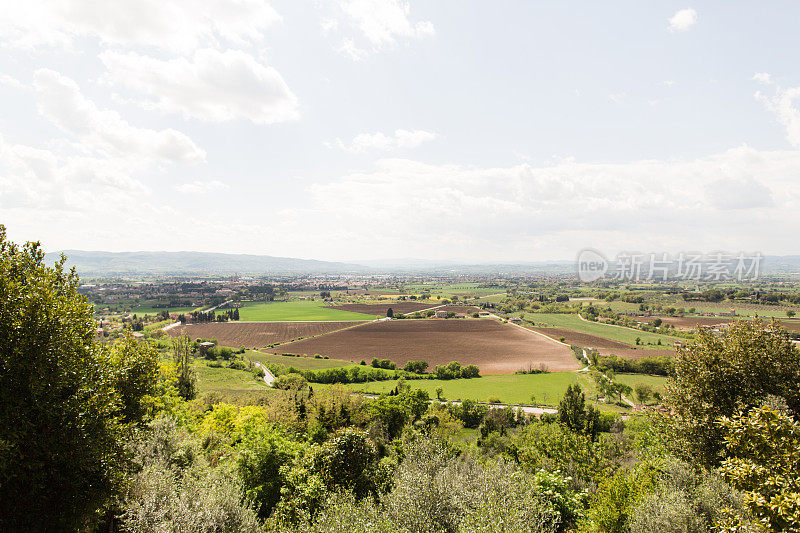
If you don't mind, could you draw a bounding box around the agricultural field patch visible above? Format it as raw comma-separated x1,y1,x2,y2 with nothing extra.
168,321,367,349
192,362,269,394
246,351,353,370
640,315,800,332
435,304,483,315
530,326,674,359
318,371,579,406
266,319,579,374
329,302,435,316
613,373,668,398
526,313,680,347
237,300,377,321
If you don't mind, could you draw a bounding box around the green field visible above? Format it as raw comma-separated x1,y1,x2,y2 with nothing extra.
319,371,579,406
614,373,668,397
193,362,270,394
237,300,377,321
526,313,680,347
130,305,200,315
245,350,352,370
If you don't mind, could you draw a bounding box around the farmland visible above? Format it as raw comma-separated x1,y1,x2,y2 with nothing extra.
168,321,368,349
319,371,579,406
245,350,353,370
328,302,436,316
192,362,269,394
531,326,674,359
266,319,579,374
641,315,800,332
236,300,377,321
526,312,681,347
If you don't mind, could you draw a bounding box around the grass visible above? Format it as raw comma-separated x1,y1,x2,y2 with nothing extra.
526,312,680,347
193,362,269,394
245,350,353,370
131,306,200,315
614,373,667,397
237,300,377,321
317,371,579,406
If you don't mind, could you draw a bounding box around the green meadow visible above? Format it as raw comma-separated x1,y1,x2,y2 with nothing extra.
193,362,269,394
318,371,579,406
245,350,353,370
237,300,377,321
525,312,680,347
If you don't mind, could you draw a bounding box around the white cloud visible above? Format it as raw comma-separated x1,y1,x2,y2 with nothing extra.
0,74,24,89
328,0,434,59
668,8,698,32
0,0,280,53
333,129,437,153
757,85,800,148
33,69,205,163
175,180,229,194
752,72,772,85
294,145,798,259
100,49,299,124
339,0,434,46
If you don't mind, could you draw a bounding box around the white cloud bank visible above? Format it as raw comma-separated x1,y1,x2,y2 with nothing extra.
669,8,698,32
0,0,280,53
34,69,205,163
100,49,299,124
333,129,437,153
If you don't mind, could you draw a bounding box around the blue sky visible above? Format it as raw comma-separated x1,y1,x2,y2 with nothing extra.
1,1,799,262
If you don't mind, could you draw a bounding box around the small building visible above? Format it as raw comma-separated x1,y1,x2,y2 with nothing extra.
198,341,216,356
435,310,448,319
509,317,522,323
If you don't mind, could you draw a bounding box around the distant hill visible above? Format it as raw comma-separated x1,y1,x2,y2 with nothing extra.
44,250,369,276
43,250,800,278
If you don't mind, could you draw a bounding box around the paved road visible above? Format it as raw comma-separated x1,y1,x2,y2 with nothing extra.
253,361,276,386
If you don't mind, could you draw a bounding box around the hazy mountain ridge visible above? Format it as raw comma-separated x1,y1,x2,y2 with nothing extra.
43,250,800,277
44,250,370,276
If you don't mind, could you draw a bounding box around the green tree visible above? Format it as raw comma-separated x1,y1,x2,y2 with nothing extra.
634,384,652,405
314,428,381,499
558,384,600,440
171,333,197,400
110,330,160,423
667,319,800,467
0,229,124,530
718,406,800,531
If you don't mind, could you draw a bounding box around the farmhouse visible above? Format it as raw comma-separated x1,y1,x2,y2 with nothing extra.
198,341,216,356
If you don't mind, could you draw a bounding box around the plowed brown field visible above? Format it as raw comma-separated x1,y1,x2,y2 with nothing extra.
167,321,367,349
267,319,578,374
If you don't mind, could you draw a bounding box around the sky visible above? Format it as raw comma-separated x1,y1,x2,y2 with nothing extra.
1,1,800,262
